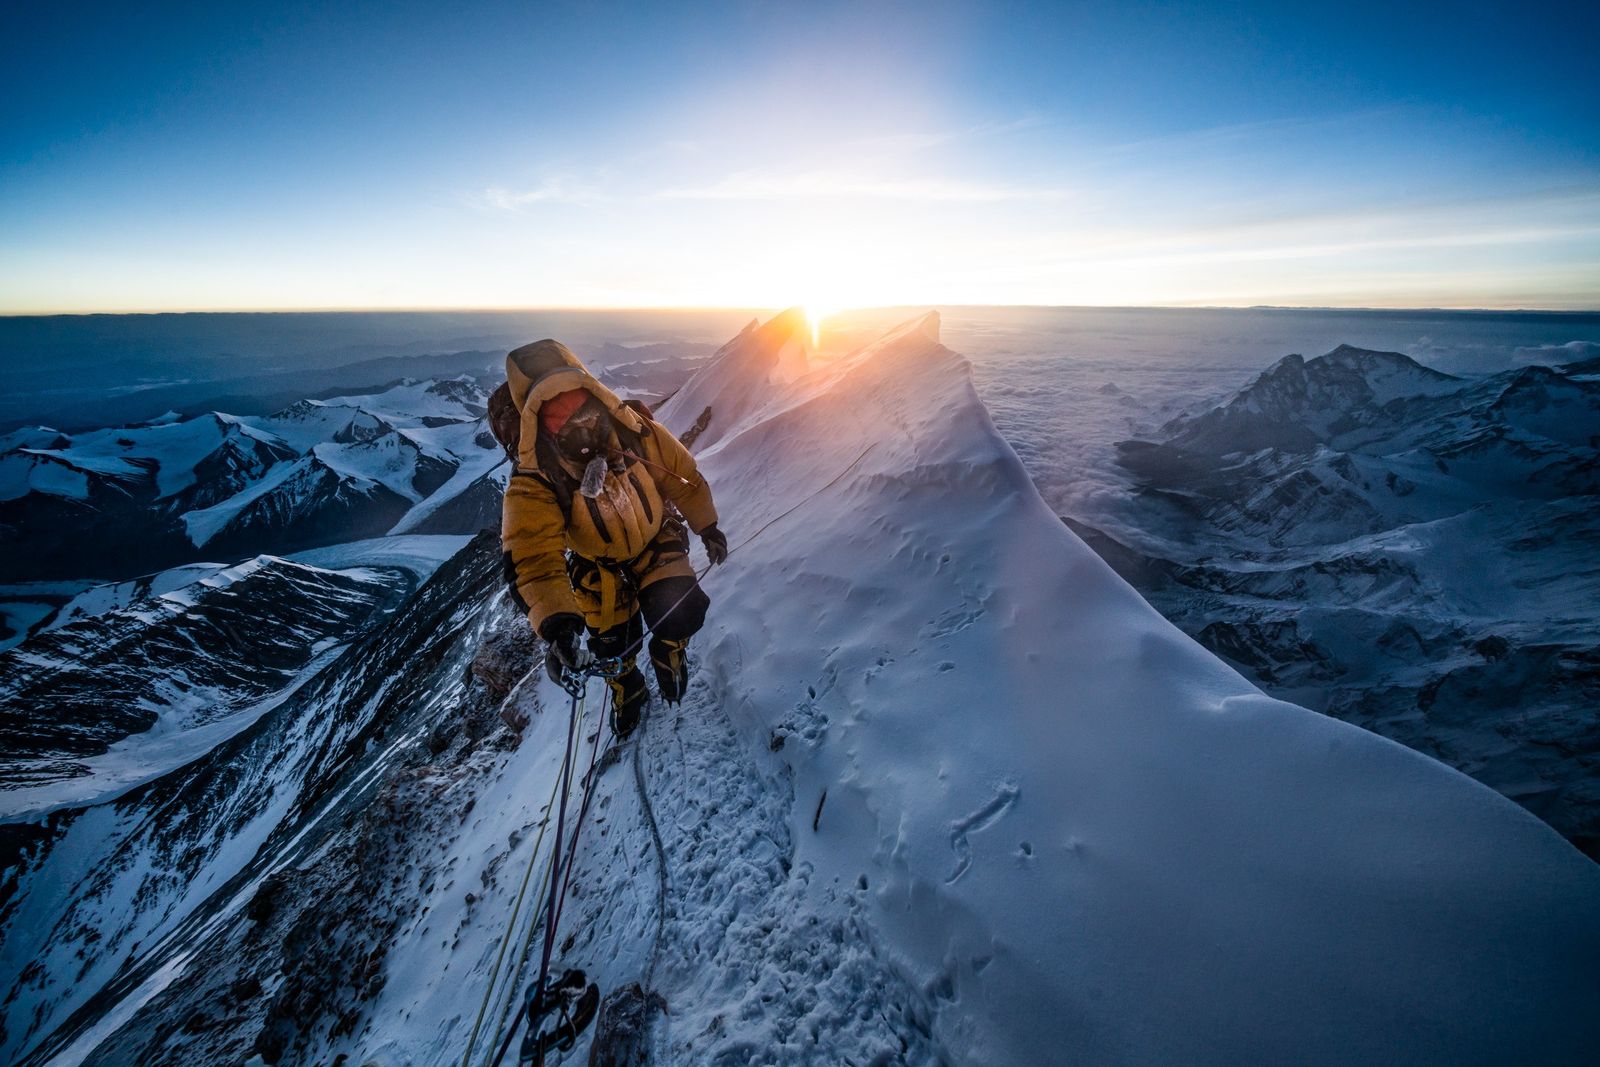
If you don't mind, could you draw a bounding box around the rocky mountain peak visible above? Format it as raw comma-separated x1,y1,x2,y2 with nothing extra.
1164,343,1466,455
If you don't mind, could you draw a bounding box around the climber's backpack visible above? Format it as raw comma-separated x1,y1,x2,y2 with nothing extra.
488,381,521,462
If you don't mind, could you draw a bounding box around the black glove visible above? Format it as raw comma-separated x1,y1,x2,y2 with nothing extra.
540,613,585,685
700,523,728,565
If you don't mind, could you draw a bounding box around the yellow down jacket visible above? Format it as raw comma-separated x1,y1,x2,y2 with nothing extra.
500,340,717,634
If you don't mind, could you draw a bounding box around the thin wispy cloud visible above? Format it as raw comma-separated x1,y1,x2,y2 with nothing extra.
654,168,1070,203
1094,111,1384,158
479,176,606,210
1106,225,1600,269
1005,183,1600,258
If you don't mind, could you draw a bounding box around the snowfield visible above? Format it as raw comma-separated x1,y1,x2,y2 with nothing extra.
331,310,1600,1065
651,310,1600,1063
5,310,1598,1066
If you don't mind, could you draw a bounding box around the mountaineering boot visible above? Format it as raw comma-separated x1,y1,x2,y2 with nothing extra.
649,636,691,703
606,661,648,739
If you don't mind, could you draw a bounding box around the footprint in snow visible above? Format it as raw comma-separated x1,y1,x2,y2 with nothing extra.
945,782,1020,884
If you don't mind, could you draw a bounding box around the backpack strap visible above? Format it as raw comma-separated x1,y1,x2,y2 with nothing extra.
513,462,576,522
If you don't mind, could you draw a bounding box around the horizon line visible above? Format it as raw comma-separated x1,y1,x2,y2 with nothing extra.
4,301,1599,319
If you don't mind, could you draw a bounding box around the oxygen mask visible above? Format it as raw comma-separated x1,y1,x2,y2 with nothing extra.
557,404,614,498
556,406,607,461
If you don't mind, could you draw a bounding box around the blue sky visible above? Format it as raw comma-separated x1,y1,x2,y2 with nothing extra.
3,1,1596,312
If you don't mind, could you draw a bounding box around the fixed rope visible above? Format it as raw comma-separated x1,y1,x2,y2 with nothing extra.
486,671,610,1067
469,439,877,1064
460,683,588,1067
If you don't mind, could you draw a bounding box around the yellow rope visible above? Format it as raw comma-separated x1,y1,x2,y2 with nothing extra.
478,842,559,1067
481,684,611,1066
460,685,587,1067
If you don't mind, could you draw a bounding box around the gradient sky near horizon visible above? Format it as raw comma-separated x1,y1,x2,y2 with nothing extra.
3,1,1597,313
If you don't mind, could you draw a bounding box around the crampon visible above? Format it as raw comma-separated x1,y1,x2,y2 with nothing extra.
518,968,600,1065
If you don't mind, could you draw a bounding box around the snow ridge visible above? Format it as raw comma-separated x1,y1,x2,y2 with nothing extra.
651,310,1600,1064
7,312,1597,1067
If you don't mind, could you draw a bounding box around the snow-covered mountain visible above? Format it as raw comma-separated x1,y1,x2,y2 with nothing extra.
596,351,714,404
1096,345,1600,856
1163,344,1461,453
4,313,1595,1067
1115,346,1600,546
0,377,507,591
0,536,486,1065
0,552,416,801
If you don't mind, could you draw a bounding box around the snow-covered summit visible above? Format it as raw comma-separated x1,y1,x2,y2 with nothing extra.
1167,344,1463,454
657,310,1599,1064
657,306,812,451
1118,339,1600,549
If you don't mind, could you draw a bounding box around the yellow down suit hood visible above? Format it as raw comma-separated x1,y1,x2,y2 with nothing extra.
500,339,717,634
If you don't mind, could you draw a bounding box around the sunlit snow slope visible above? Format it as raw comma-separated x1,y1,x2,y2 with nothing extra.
651,309,1600,1064
12,310,1597,1067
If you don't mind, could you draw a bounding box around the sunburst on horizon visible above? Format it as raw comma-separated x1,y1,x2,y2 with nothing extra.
802,304,841,348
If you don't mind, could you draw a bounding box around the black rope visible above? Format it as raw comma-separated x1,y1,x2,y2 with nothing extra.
488,685,583,1067
487,680,611,1067
633,731,670,988
549,709,607,959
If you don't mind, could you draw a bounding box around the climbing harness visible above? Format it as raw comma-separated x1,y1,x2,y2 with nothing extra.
614,441,879,664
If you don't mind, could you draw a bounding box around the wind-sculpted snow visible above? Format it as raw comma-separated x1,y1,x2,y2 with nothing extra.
326,314,1599,1065
9,314,1598,1067
646,312,1600,1064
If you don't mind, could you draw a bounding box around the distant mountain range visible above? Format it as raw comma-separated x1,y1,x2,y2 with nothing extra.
0,377,506,586
0,350,711,655
1092,344,1600,856
3,320,1596,1067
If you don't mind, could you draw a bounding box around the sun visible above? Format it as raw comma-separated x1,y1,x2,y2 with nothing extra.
802,304,839,348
